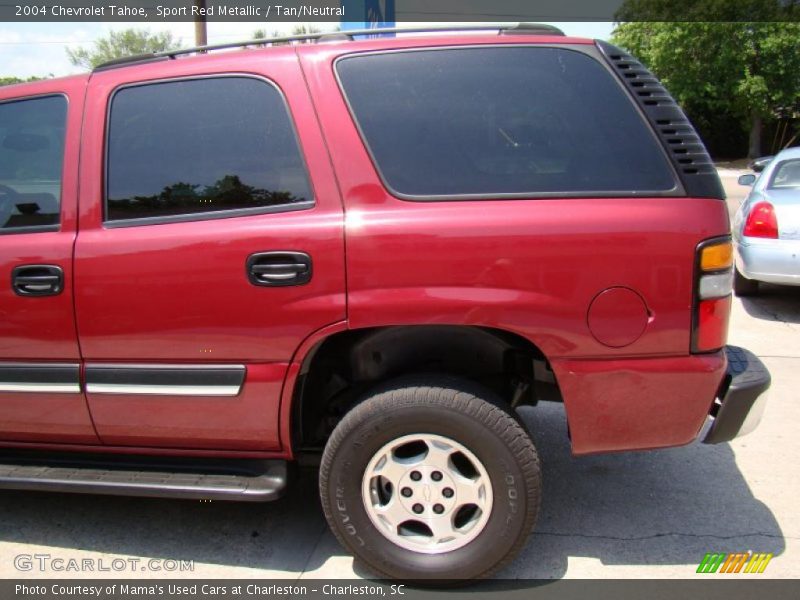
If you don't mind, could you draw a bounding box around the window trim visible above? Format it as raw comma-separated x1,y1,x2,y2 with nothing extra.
0,92,68,235
334,44,683,202
103,74,315,229
0,223,60,236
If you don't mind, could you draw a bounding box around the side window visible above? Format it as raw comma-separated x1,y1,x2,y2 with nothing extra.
769,159,800,189
336,47,677,199
0,95,67,231
106,77,313,224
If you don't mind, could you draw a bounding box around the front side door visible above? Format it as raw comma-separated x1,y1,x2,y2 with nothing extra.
0,79,99,444
75,51,345,451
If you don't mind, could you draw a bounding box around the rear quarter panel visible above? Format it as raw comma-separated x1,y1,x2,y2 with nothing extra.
300,39,729,360
300,37,730,454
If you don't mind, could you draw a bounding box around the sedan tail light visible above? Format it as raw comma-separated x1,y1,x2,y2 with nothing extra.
692,238,733,353
743,201,779,239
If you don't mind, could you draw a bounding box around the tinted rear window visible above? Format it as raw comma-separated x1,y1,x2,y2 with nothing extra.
106,77,312,223
336,47,676,198
0,95,66,231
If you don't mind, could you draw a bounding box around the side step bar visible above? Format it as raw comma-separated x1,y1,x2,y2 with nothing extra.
0,450,288,502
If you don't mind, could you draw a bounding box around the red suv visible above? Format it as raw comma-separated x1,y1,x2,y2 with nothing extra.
0,24,770,581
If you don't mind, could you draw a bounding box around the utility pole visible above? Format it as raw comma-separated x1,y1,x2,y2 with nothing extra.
194,0,208,47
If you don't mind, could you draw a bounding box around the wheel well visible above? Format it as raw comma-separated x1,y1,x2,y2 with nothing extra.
291,325,561,450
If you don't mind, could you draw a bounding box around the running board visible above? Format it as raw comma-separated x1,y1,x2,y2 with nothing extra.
0,450,288,502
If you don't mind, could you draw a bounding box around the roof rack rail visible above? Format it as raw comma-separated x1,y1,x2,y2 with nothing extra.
499,23,566,35
93,23,566,71
92,53,163,70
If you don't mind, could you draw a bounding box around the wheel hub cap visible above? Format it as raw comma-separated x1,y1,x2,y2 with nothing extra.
361,433,493,554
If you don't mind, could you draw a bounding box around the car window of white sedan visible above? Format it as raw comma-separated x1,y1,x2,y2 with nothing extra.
769,159,800,189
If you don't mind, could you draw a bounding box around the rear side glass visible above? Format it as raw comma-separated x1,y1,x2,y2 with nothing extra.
106,77,312,223
0,95,66,231
336,47,677,199
768,159,800,189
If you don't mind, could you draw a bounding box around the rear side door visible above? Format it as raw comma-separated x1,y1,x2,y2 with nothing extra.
74,51,345,451
0,79,98,443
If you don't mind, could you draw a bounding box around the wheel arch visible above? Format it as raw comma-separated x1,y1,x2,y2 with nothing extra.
286,324,562,453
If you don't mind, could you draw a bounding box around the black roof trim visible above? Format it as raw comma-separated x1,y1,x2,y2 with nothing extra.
93,54,170,71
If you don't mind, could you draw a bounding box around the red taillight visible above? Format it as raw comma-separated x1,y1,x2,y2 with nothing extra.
694,296,731,353
743,201,779,239
692,238,733,354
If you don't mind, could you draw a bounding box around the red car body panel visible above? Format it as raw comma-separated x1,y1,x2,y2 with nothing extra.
86,363,287,450
71,48,346,450
298,39,730,455
0,76,99,444
0,34,731,457
552,353,725,454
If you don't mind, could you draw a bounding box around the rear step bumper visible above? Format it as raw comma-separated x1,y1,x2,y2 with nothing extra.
0,451,287,502
703,345,771,444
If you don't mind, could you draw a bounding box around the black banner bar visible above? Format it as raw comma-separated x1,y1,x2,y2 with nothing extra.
1,0,799,23
5,580,800,600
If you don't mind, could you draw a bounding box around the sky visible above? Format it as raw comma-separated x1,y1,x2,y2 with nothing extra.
0,21,615,78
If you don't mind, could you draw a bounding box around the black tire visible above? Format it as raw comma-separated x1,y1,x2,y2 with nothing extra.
319,375,541,582
734,267,759,297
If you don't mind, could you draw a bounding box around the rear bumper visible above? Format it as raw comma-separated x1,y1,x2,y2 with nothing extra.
552,346,769,455
703,346,771,444
737,238,800,286
553,351,728,455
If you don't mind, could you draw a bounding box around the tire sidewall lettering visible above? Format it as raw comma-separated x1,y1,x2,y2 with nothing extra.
334,464,365,547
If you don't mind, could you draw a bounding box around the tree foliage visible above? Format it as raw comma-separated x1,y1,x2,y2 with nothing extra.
612,1,800,157
66,29,182,69
290,25,323,36
0,75,46,87
252,24,328,45
615,0,799,21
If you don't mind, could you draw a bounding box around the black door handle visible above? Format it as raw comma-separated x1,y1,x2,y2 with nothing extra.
246,252,312,287
12,265,64,297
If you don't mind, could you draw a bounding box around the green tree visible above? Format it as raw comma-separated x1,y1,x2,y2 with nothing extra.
612,4,800,157
66,29,182,70
290,25,322,36
0,75,46,86
615,0,799,21
252,24,338,44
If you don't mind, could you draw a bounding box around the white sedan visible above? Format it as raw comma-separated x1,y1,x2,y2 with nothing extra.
733,146,800,296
